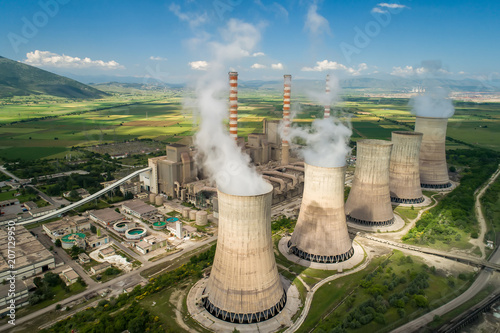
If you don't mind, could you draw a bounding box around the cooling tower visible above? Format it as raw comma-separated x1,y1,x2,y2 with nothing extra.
345,139,394,226
229,72,238,140
288,163,353,263
324,74,330,119
389,131,424,204
281,75,291,165
414,116,451,188
202,184,286,324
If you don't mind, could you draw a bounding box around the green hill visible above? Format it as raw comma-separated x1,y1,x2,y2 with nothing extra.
0,56,108,99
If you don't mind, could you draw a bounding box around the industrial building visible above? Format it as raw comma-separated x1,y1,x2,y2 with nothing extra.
414,116,452,188
89,208,124,227
42,216,91,241
145,143,196,197
0,226,55,281
288,164,353,263
389,131,425,203
121,199,157,219
345,139,395,226
202,184,286,324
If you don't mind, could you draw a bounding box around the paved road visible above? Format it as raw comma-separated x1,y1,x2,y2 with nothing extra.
470,165,500,258
26,185,58,206
0,234,217,332
0,166,21,182
391,244,500,333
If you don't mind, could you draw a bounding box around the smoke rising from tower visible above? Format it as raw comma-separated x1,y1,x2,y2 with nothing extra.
410,87,455,118
282,74,351,168
190,19,268,196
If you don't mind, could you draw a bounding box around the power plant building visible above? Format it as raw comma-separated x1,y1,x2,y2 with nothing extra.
288,163,353,263
202,184,286,323
389,131,424,203
147,143,196,197
345,139,394,226
414,116,451,188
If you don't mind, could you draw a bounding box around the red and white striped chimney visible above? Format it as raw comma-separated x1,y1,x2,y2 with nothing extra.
324,74,330,119
281,74,291,165
229,71,238,141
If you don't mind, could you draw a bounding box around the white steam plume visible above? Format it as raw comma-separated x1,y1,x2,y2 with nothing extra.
409,87,455,118
282,74,352,168
190,19,269,196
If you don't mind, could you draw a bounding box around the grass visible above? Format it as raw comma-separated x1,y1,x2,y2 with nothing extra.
394,206,420,221
296,250,471,333
10,283,86,319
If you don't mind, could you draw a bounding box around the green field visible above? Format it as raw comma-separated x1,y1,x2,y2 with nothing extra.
0,93,498,161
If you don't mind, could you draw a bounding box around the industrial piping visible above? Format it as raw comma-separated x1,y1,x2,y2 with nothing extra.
389,131,424,204
202,184,286,324
288,163,353,263
345,139,395,226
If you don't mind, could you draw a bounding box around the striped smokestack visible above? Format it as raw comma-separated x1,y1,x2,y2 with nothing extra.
324,74,330,119
281,74,291,165
229,71,238,141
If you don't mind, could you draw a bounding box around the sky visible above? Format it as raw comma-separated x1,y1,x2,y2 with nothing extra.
0,0,499,83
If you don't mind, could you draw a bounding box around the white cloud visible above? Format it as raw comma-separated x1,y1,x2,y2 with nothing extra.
378,3,408,9
391,65,452,77
371,7,388,14
169,3,207,29
150,56,167,61
304,3,331,36
24,50,124,69
301,60,367,76
252,52,265,57
458,71,466,75
251,63,266,69
188,60,209,70
271,63,284,70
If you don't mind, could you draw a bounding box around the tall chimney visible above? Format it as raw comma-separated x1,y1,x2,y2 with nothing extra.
414,116,451,188
289,163,353,263
324,74,330,119
229,71,238,141
389,131,424,203
281,74,291,165
202,184,286,323
345,139,394,226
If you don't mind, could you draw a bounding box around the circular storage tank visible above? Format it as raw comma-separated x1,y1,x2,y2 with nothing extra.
61,233,86,249
196,211,208,226
155,195,164,206
152,221,166,230
149,193,157,203
166,217,179,223
182,207,190,218
113,221,129,233
125,227,147,240
189,210,197,220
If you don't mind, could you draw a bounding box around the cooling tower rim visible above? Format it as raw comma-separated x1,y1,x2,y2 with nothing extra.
392,131,423,137
304,162,346,170
217,182,273,198
415,115,450,120
357,139,393,147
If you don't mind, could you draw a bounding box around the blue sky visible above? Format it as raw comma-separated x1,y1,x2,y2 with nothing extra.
1,0,499,83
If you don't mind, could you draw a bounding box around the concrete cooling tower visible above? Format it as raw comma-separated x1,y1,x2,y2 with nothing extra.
202,184,286,324
288,163,353,263
414,116,451,188
345,139,394,226
389,131,424,204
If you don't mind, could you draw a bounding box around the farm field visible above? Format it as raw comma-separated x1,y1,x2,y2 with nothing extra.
0,92,498,161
